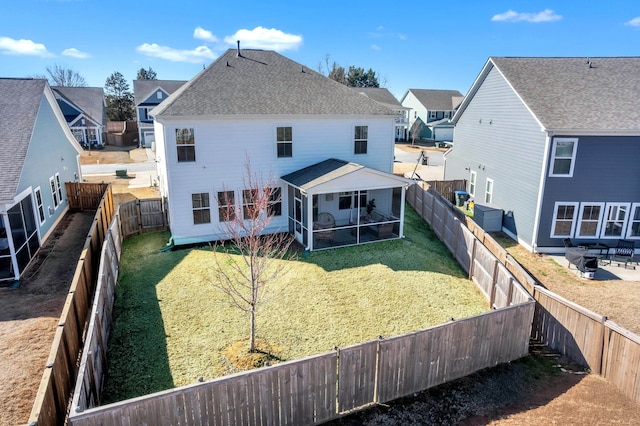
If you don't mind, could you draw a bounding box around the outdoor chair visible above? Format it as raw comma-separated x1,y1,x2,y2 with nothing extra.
610,239,636,269
313,212,336,246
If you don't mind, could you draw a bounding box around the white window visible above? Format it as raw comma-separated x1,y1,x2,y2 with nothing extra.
276,126,292,158
176,128,195,162
600,203,630,239
157,91,163,99
549,138,577,177
484,178,493,204
192,193,211,224
469,171,476,197
576,203,604,238
626,203,640,240
50,176,59,209
55,173,63,204
34,187,45,224
551,202,579,238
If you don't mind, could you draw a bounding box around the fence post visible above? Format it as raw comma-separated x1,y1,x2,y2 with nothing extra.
468,238,477,280
600,317,610,377
489,259,499,309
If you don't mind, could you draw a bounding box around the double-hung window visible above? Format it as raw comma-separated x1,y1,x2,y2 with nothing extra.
576,203,604,238
268,187,282,217
354,126,368,154
55,173,63,204
469,171,476,197
276,127,292,158
217,191,235,222
551,202,578,237
34,188,45,224
549,138,577,177
484,178,493,204
601,203,629,238
176,128,195,162
242,189,259,219
50,176,59,210
626,203,640,239
192,193,211,224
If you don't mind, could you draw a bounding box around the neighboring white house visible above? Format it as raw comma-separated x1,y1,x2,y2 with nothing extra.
151,47,411,250
400,89,463,140
133,79,187,148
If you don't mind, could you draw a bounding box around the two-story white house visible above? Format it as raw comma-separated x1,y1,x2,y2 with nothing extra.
151,48,411,250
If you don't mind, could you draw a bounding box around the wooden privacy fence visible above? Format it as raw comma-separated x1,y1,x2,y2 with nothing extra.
66,182,110,211
69,303,534,425
407,183,640,404
119,197,167,238
27,184,114,426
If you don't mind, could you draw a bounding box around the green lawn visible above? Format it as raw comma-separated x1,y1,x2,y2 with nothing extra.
103,206,487,403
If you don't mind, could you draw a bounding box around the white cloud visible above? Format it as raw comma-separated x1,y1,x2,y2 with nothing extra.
0,36,53,57
193,27,218,42
223,27,303,51
136,43,217,63
371,44,381,51
398,34,407,41
62,48,90,58
625,17,640,27
492,9,562,23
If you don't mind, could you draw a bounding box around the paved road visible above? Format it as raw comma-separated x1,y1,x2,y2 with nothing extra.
394,147,444,167
81,160,156,175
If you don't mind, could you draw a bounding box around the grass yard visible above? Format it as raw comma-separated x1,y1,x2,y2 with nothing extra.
102,206,487,403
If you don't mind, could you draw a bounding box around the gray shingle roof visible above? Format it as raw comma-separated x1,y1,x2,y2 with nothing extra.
353,87,403,109
0,78,47,201
281,159,362,190
52,86,106,125
406,89,464,110
489,57,640,131
133,80,187,106
153,49,395,117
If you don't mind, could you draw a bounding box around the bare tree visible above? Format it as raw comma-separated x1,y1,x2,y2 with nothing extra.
45,63,87,87
212,161,295,353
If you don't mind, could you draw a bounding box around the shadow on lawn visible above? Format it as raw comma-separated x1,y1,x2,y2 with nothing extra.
101,231,180,403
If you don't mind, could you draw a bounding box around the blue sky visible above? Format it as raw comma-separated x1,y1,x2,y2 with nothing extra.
2,1,639,99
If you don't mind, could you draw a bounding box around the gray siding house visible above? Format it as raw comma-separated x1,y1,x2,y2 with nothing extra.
133,80,187,148
445,57,640,253
52,86,107,149
400,89,463,140
354,87,410,141
0,79,83,283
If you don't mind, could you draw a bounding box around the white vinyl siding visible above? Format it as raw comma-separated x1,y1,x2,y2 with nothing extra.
550,202,579,238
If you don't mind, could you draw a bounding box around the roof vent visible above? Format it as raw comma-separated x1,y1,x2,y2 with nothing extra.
301,65,305,73
236,40,242,57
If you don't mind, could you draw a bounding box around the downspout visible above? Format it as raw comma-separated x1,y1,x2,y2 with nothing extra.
530,131,553,253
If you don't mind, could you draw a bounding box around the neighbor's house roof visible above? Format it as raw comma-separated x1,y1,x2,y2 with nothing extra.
353,87,406,110
0,79,49,201
281,158,411,194
152,49,396,117
402,89,464,111
133,79,187,107
453,57,640,132
52,86,106,125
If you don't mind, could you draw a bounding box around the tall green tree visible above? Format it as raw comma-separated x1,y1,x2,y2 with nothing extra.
136,67,158,80
104,71,135,121
347,66,379,88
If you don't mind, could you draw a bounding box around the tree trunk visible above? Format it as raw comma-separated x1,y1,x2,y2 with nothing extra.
249,306,256,353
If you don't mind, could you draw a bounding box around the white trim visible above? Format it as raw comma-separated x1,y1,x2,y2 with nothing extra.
575,202,605,239
469,171,476,197
550,201,579,238
626,203,640,240
484,178,493,204
34,187,46,225
531,132,553,252
549,137,578,177
600,202,630,239
50,176,59,210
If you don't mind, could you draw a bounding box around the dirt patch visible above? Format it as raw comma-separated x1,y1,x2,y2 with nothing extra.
80,145,149,165
82,174,160,204
0,211,95,426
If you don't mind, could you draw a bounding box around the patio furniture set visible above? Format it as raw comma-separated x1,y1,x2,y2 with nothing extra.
564,239,638,279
